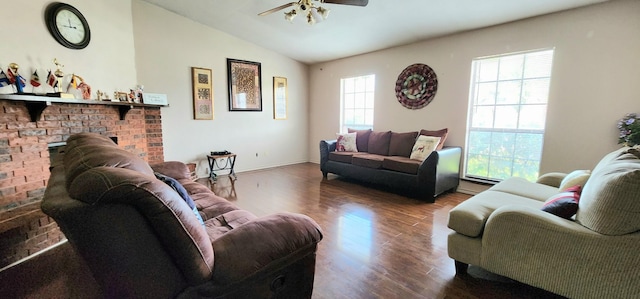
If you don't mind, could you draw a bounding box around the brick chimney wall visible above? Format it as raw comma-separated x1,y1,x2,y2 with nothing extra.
0,99,164,269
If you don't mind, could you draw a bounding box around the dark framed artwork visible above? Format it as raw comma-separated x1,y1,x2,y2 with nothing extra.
227,58,262,111
192,67,214,120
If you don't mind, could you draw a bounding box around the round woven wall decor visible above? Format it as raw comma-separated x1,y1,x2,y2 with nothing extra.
395,63,438,110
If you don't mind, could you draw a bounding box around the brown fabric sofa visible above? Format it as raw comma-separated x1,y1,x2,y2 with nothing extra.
41,133,323,299
320,129,461,202
447,147,640,298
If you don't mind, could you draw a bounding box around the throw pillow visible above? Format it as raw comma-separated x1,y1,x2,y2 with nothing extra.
155,172,205,226
541,185,582,219
410,136,441,161
419,128,449,150
348,128,372,152
368,131,392,155
336,132,358,152
558,170,591,191
388,131,419,157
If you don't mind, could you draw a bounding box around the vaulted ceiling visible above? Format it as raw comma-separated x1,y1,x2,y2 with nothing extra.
142,0,608,64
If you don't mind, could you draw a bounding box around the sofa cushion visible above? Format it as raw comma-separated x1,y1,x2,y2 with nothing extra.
448,190,545,237
352,154,385,169
328,151,360,163
368,131,392,155
336,132,358,152
410,135,440,161
348,128,372,152
489,177,559,202
541,185,582,219
419,128,449,150
382,156,420,174
576,147,640,235
388,131,419,157
559,170,591,191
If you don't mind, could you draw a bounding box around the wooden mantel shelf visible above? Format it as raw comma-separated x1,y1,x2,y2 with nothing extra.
0,94,168,122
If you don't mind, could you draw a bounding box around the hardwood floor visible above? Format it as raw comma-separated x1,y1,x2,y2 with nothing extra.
0,163,565,298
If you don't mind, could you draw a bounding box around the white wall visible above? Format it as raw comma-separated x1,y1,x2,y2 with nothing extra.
0,0,310,178
308,0,640,177
132,1,309,177
0,0,137,94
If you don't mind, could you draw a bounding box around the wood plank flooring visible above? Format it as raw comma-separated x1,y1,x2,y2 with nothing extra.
0,162,565,298
207,163,564,299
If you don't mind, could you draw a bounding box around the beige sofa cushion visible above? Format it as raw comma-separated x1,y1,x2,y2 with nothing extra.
576,148,640,235
489,177,559,202
448,190,544,237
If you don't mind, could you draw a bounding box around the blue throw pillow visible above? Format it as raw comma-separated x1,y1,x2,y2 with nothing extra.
541,185,581,219
154,172,205,226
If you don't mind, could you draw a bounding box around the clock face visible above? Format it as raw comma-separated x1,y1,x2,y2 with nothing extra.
55,9,86,44
45,3,91,49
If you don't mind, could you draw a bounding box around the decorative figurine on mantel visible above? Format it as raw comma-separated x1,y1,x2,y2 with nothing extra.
48,58,74,99
7,63,26,94
68,74,91,100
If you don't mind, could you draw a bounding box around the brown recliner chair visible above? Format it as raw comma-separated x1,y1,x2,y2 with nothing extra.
41,133,323,298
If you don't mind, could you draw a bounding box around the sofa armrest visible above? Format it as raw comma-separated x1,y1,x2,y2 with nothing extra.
535,172,567,188
418,146,461,198
319,140,337,172
210,212,323,285
482,205,640,297
151,161,191,180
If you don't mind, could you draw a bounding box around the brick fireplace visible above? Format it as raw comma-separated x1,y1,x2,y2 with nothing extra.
0,97,164,269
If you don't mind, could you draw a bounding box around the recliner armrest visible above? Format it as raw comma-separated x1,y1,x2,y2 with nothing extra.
151,161,191,180
210,212,323,284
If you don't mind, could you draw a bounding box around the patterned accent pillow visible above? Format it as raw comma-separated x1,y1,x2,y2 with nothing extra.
541,185,582,219
155,172,205,226
336,132,358,152
419,128,449,150
409,136,441,161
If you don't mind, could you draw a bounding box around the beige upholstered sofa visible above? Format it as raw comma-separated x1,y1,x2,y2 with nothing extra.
447,147,640,299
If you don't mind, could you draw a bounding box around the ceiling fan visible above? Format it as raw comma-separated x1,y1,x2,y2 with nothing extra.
259,0,369,25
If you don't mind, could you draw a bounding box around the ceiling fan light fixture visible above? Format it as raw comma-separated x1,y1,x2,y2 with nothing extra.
310,8,324,23
284,9,297,22
317,6,330,19
306,11,316,25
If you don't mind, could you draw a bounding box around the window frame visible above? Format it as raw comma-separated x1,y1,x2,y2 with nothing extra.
339,74,375,133
464,48,555,182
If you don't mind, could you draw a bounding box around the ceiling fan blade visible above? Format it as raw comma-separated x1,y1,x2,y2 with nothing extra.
320,0,368,6
258,2,298,16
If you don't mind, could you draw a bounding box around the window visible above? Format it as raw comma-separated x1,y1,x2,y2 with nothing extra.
340,75,375,133
465,49,554,182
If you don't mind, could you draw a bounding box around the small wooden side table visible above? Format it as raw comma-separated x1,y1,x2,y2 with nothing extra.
206,153,237,182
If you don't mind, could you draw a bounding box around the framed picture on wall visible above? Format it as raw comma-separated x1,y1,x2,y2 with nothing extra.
192,67,214,120
227,58,262,111
273,76,287,120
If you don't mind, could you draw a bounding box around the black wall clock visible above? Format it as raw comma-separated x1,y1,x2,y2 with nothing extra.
45,2,91,49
